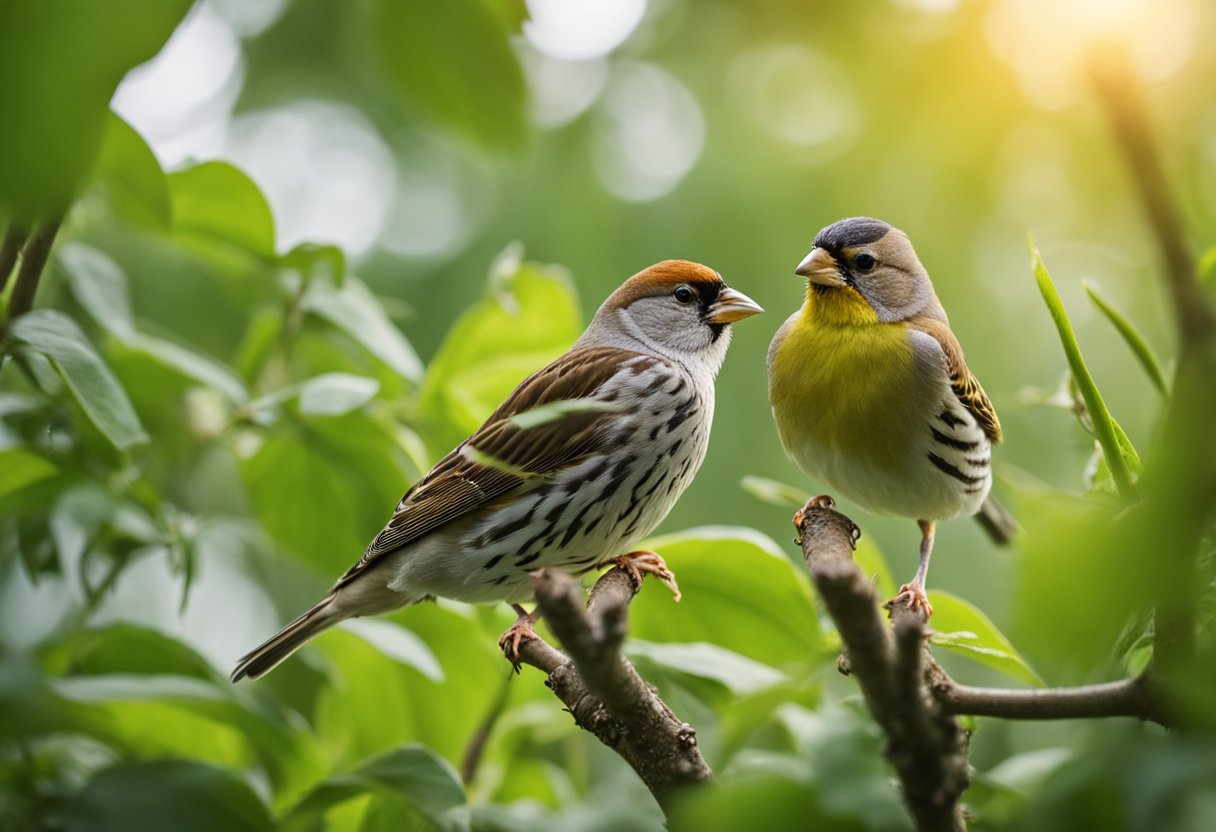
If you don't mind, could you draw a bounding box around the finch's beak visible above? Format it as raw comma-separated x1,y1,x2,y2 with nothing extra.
707,287,764,324
795,247,846,287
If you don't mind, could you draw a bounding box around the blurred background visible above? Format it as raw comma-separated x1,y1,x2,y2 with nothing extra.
2,0,1215,829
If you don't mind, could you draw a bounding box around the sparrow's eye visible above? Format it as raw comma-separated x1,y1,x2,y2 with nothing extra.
674,286,695,304
854,253,876,273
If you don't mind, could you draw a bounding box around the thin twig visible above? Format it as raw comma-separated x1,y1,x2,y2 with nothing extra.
511,566,711,816
7,216,62,319
460,667,516,786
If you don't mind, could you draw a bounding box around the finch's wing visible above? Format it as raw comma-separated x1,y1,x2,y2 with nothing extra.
336,347,659,585
911,318,1002,443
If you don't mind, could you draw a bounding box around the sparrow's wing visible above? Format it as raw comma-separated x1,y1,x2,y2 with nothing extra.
336,347,659,585
910,318,1002,443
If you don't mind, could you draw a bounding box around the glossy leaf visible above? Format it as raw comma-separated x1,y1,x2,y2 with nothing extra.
59,760,273,832
57,242,137,342
626,640,787,695
371,0,527,153
1029,240,1136,501
421,246,580,449
0,0,192,219
169,162,277,260
297,373,380,417
9,310,148,450
1083,280,1169,396
302,277,424,384
285,745,465,830
0,448,58,500
339,618,444,682
929,591,1045,687
740,475,807,508
628,527,825,669
90,112,171,232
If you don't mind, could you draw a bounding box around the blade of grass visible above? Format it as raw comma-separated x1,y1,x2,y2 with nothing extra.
1029,237,1137,502
1083,280,1169,397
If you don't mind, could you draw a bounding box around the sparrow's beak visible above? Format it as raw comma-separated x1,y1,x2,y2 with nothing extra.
707,286,764,324
795,247,846,287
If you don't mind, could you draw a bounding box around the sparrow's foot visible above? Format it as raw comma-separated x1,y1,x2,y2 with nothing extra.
792,494,834,544
603,550,682,602
885,583,934,618
498,605,539,673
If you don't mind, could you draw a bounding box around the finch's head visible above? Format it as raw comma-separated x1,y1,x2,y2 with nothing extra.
588,259,763,362
795,217,937,324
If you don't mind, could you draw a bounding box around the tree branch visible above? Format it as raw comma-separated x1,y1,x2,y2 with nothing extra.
795,495,1165,831
511,566,711,816
7,216,62,319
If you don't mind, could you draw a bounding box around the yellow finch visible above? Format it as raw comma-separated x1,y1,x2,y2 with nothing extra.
232,260,762,681
767,218,1012,615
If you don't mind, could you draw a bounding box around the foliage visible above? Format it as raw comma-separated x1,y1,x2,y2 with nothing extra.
2,1,1215,831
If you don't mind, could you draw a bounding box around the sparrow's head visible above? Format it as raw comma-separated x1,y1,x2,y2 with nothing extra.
795,217,939,324
582,259,763,365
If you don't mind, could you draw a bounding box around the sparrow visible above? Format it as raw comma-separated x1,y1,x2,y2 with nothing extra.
232,260,762,681
767,218,1013,616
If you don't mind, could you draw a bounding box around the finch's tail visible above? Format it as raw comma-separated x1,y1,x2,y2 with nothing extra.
231,593,342,683
974,495,1017,545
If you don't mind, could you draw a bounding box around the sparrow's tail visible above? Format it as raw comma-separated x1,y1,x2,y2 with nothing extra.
974,494,1017,546
231,593,342,683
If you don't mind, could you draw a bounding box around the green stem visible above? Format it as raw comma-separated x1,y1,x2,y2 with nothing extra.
1030,241,1137,502
0,224,29,294
1083,280,1169,397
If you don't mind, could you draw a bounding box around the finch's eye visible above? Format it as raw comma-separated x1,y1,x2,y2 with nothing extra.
854,253,876,273
674,286,695,304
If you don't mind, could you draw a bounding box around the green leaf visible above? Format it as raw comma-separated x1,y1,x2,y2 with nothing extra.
627,527,825,669
852,535,896,601
285,745,465,830
57,242,137,342
929,590,1045,686
421,246,581,449
924,588,1040,686
239,412,413,573
41,623,216,680
132,334,250,405
339,618,444,682
168,161,277,259
740,475,807,508
298,373,381,417
10,310,148,450
59,760,274,832
1029,239,1136,502
281,242,346,287
1083,280,1169,397
371,0,527,153
626,640,787,695
90,112,172,232
302,277,424,384
0,0,193,219
0,448,57,499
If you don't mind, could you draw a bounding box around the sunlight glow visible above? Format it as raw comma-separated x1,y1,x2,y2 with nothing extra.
525,0,647,60
986,0,1200,109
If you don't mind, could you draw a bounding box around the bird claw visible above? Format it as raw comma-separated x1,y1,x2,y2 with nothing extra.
605,550,682,602
885,583,934,618
498,611,539,673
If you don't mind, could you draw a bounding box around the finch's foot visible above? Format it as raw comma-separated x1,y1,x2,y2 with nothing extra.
603,550,681,601
885,583,934,618
793,495,834,544
498,606,539,673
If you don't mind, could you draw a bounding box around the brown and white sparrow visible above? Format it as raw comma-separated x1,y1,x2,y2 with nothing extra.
232,260,762,681
767,218,1014,616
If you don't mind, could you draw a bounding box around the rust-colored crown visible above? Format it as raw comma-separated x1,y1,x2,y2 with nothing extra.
604,260,724,310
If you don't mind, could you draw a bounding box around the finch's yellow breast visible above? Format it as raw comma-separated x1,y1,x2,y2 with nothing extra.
769,291,926,473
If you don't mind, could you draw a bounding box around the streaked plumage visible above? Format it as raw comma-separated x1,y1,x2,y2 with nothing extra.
767,218,1010,615
233,260,762,681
